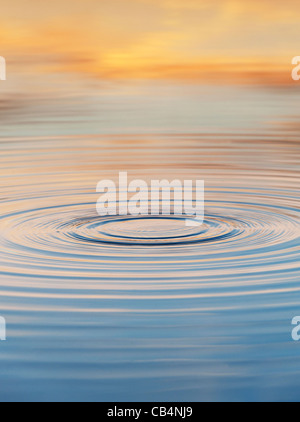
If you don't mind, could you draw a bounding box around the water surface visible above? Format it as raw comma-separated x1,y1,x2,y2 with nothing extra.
0,85,300,402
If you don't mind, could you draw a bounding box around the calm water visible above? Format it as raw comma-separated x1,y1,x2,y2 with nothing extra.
0,84,300,401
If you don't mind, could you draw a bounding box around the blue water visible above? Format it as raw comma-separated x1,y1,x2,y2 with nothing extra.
0,84,300,402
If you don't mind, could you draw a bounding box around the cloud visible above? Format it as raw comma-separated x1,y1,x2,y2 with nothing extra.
0,0,299,85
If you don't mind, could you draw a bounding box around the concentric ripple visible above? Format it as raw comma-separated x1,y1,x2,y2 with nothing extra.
67,215,241,246
0,186,300,282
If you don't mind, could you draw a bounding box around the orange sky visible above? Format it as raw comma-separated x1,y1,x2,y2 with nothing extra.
0,0,299,84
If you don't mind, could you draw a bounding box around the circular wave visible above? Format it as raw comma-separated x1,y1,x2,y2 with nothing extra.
0,187,299,296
